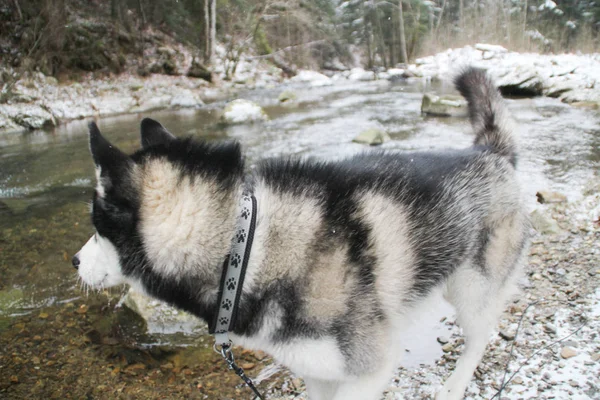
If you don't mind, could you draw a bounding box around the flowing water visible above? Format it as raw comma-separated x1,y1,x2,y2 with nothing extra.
1,79,599,375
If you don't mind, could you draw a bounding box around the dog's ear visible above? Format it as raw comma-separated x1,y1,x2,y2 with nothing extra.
140,118,176,149
89,122,129,168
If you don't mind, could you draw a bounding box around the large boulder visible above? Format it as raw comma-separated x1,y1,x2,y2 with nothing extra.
121,288,204,334
10,105,56,129
0,111,22,133
421,94,468,117
496,65,545,97
222,99,268,124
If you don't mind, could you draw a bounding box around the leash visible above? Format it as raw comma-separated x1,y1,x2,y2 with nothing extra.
209,193,264,399
215,342,265,400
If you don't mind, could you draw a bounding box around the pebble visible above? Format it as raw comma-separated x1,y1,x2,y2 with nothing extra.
241,362,255,370
560,346,578,359
442,344,454,353
512,376,524,384
591,353,600,362
499,330,515,341
437,336,449,344
544,323,557,334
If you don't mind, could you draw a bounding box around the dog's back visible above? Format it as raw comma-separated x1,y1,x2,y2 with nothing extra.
231,68,529,400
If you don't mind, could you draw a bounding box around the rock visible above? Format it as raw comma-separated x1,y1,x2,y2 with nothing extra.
591,353,600,362
11,106,56,129
348,68,376,81
170,91,204,108
352,128,390,146
46,100,94,120
421,93,468,117
387,68,408,82
560,346,577,359
570,101,600,110
475,43,508,54
130,95,172,113
0,112,22,133
497,65,545,97
536,191,567,204
512,376,524,385
222,99,268,124
240,362,255,370
278,90,297,103
187,59,213,82
437,336,449,344
290,70,332,87
530,209,561,235
442,343,454,353
499,329,516,341
544,323,557,334
121,288,204,335
0,288,24,313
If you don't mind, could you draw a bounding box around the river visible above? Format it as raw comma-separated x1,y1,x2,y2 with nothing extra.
0,78,598,398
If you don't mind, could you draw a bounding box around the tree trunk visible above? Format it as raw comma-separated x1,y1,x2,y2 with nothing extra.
210,0,216,61
398,0,408,64
204,0,210,63
13,0,23,20
138,0,147,27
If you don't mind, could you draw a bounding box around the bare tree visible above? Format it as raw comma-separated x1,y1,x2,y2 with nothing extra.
398,0,408,64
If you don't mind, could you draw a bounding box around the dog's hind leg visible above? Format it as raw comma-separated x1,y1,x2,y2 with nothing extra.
304,377,339,400
436,225,527,400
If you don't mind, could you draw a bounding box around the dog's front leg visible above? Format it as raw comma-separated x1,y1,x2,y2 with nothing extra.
304,377,339,400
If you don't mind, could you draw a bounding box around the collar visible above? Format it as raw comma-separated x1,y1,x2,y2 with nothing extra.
210,193,257,346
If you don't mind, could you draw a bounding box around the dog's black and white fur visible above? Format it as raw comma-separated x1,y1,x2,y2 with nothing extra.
74,68,529,400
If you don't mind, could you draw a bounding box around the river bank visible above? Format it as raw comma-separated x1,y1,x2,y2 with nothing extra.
2,44,599,135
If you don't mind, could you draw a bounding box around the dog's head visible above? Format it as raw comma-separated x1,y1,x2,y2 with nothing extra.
73,118,244,295
73,119,177,289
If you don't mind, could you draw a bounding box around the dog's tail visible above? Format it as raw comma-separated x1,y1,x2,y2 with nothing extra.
455,67,516,164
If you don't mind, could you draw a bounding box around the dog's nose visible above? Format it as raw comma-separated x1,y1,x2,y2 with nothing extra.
72,255,80,270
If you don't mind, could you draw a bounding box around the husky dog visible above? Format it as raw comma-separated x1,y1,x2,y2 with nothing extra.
73,68,529,400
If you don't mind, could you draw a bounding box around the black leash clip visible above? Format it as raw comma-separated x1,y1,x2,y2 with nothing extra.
215,342,265,400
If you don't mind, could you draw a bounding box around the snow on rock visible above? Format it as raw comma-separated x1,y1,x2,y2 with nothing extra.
3,104,56,129
406,45,600,104
169,90,204,108
348,68,376,81
290,70,333,87
474,43,508,53
222,99,268,124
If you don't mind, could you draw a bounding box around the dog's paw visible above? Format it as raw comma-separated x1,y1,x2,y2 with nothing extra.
226,278,237,291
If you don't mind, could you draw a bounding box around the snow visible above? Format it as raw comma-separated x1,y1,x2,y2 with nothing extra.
290,70,333,87
222,99,268,124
